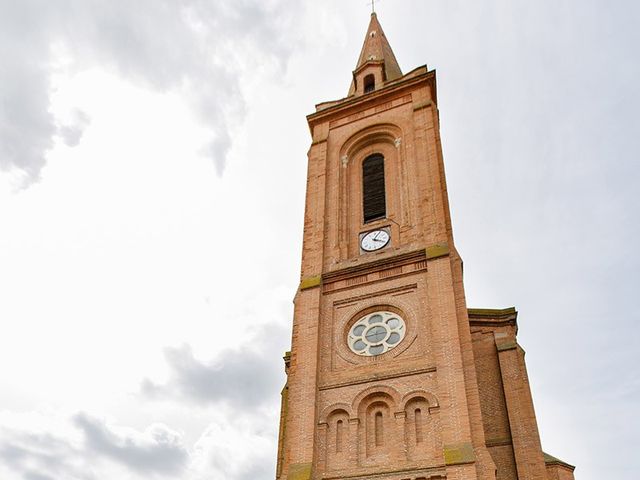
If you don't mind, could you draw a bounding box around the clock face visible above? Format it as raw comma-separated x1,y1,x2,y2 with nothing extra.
360,229,390,252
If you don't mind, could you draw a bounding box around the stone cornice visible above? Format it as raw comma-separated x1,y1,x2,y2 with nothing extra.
322,249,427,284
319,366,436,391
307,66,435,128
468,307,518,328
322,464,446,480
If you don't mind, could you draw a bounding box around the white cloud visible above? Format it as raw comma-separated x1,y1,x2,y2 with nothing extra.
0,411,92,480
188,411,275,480
0,0,300,186
74,413,188,476
141,331,286,408
0,409,278,480
57,109,91,148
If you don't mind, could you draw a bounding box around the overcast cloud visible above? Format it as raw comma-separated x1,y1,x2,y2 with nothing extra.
0,0,297,185
0,420,88,480
74,413,188,476
0,410,271,479
142,322,287,408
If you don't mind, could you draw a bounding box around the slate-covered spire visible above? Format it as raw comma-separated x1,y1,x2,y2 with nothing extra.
349,12,403,95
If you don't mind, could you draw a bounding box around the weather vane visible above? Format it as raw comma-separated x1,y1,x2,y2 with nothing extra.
368,0,380,14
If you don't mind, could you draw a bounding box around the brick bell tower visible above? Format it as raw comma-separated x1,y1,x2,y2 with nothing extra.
276,13,576,480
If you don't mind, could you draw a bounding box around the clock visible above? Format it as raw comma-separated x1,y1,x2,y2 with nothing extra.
360,229,390,252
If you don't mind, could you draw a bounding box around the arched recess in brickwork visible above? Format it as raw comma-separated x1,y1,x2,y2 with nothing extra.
399,390,440,411
317,405,355,472
353,387,404,466
399,391,443,463
337,123,408,260
351,385,401,412
340,123,403,160
323,408,351,471
319,403,354,423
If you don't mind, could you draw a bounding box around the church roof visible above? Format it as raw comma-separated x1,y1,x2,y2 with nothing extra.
349,13,403,94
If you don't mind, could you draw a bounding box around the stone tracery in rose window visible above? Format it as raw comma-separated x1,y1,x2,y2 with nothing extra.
348,311,406,356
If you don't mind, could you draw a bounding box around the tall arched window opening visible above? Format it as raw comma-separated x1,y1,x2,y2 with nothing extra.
336,420,344,453
415,408,423,444
362,154,386,223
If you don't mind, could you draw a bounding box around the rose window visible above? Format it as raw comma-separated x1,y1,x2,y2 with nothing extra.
348,311,406,356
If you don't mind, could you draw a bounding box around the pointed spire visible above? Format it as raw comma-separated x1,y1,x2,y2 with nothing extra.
349,13,402,95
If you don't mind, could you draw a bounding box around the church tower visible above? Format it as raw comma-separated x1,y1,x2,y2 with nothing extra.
276,13,576,480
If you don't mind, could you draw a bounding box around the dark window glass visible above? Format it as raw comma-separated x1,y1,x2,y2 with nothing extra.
387,332,400,345
364,74,375,93
363,154,386,222
365,325,386,343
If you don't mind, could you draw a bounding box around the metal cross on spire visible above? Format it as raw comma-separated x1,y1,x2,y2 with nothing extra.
368,0,380,14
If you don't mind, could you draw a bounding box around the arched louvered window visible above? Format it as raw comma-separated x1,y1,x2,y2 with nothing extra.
362,154,386,223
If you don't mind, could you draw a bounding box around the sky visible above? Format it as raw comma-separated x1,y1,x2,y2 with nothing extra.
0,0,638,479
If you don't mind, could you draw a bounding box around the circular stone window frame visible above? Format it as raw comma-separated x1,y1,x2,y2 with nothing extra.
335,301,419,365
347,310,407,357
